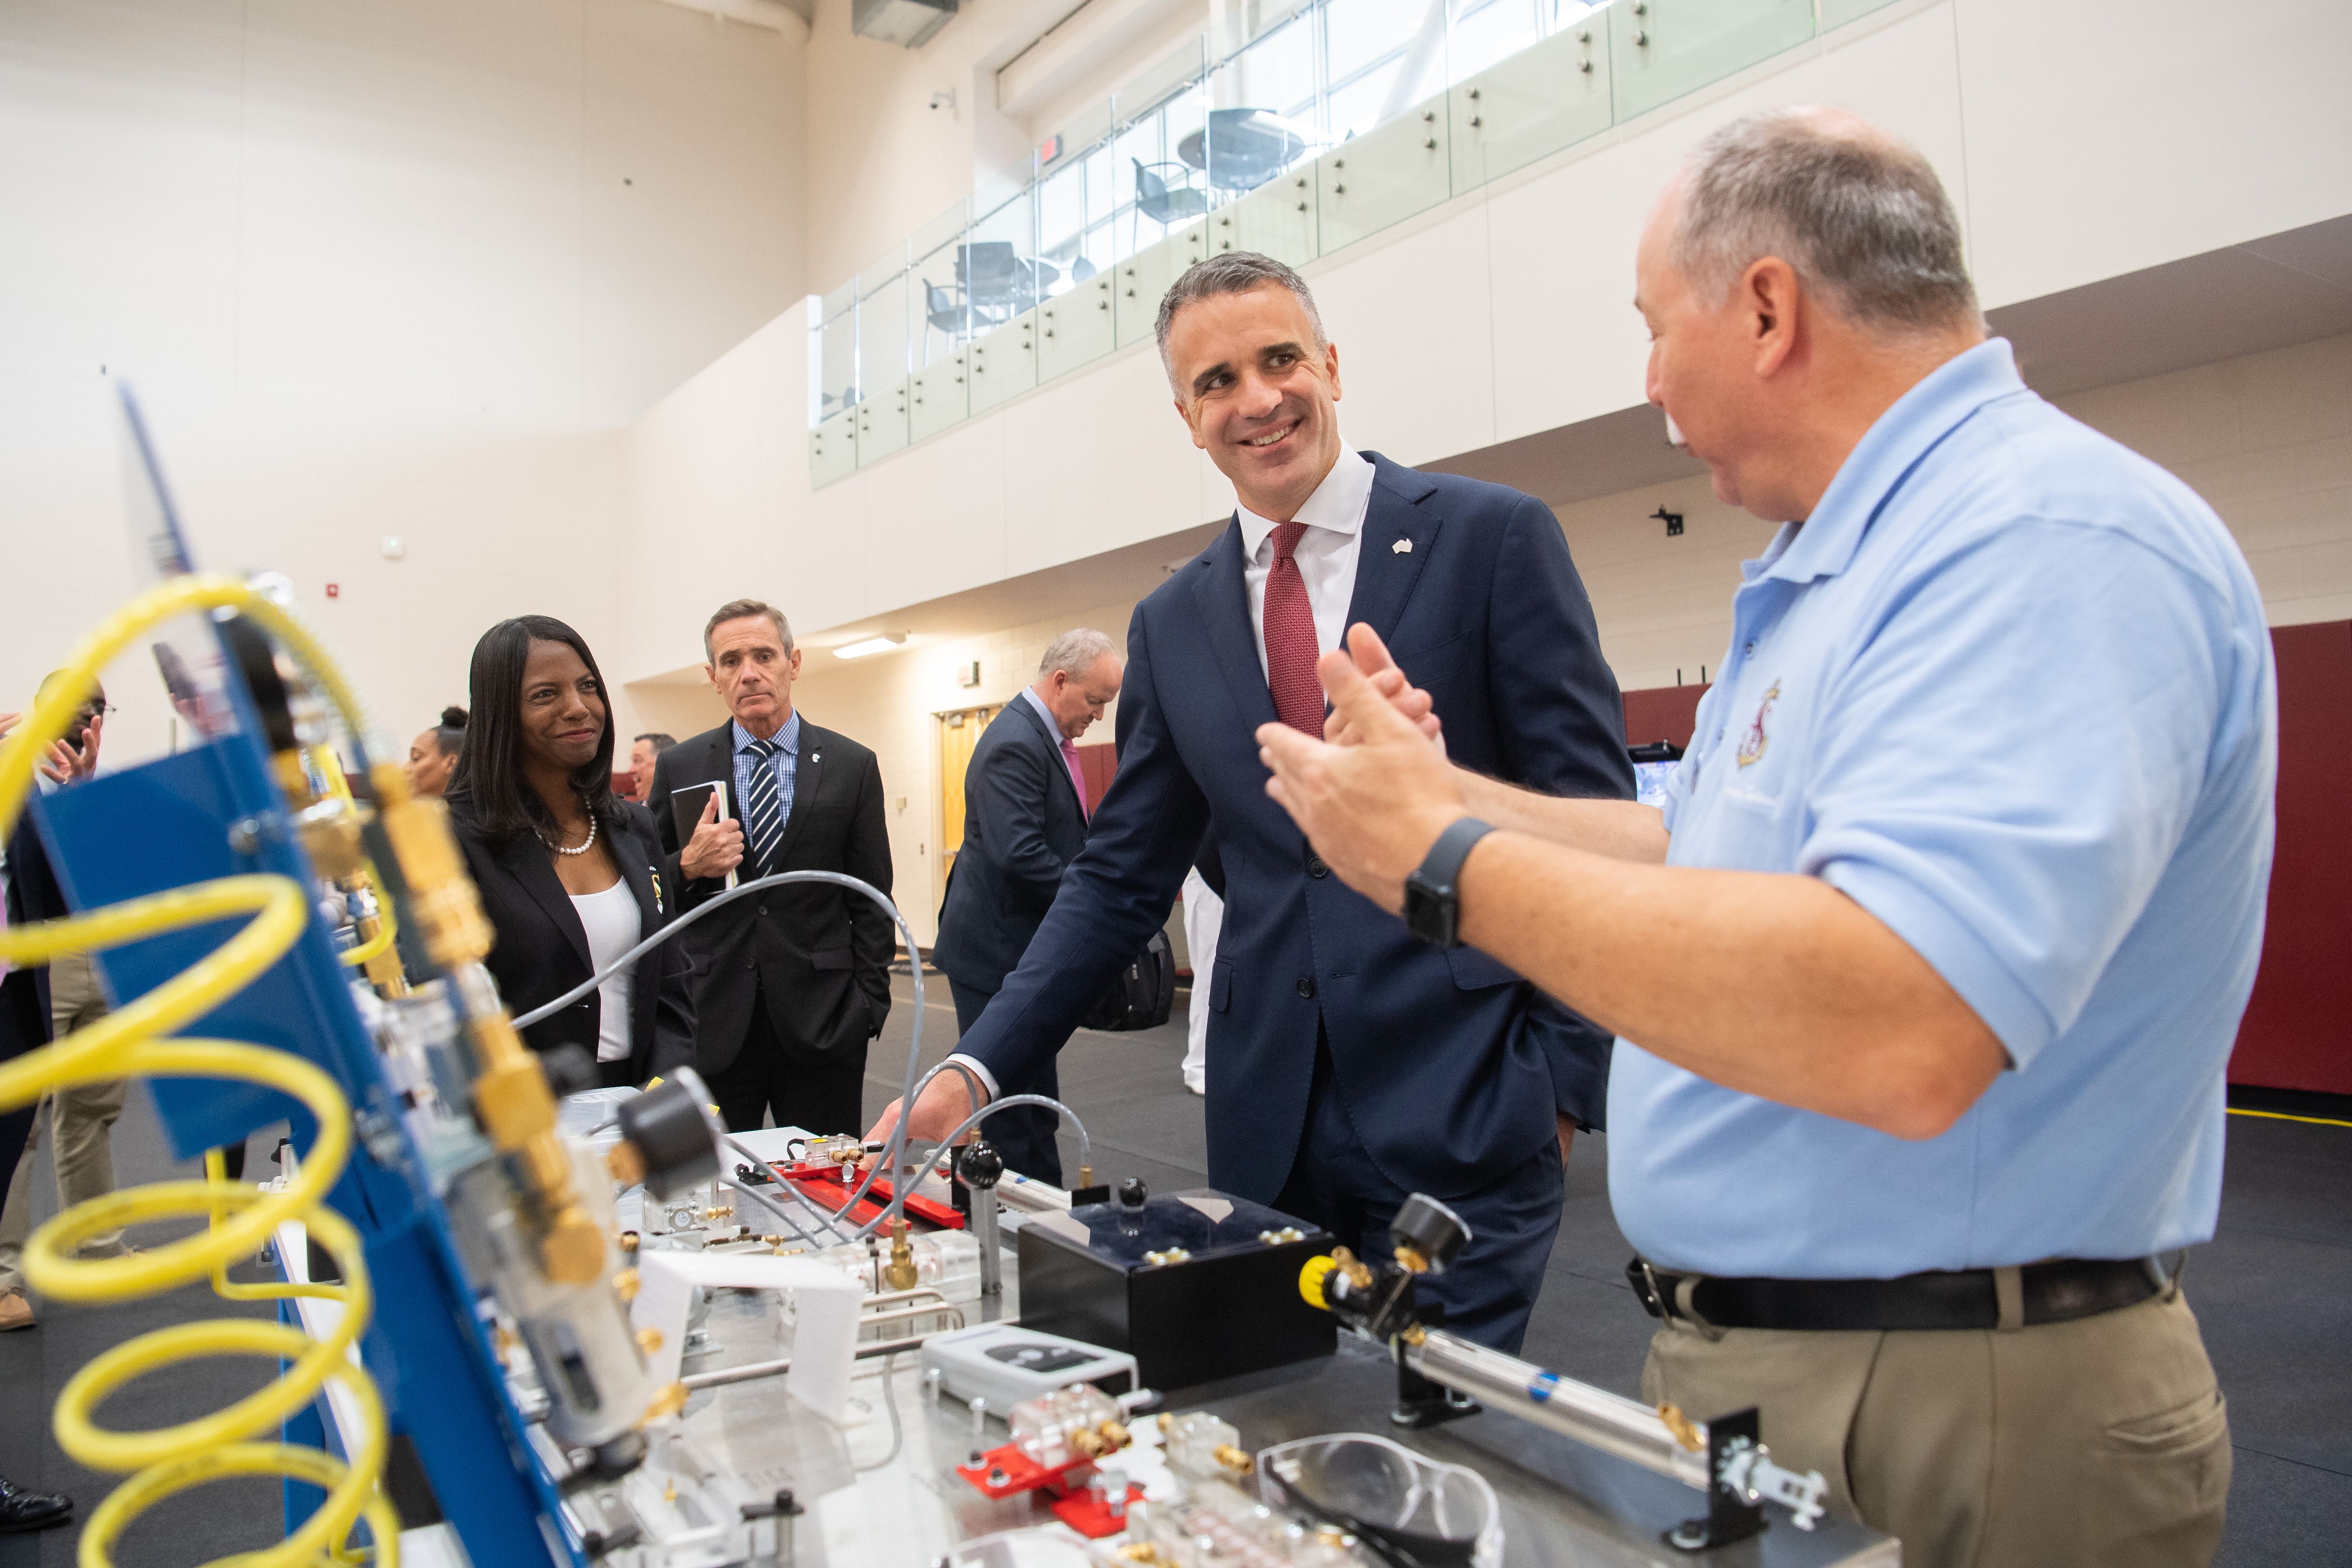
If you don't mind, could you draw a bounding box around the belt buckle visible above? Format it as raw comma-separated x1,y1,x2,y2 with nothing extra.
1627,1257,1668,1320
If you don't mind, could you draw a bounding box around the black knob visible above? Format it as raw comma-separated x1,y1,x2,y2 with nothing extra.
1118,1176,1148,1211
957,1140,1003,1190
1390,1192,1472,1274
617,1073,721,1199
1296,976,1317,999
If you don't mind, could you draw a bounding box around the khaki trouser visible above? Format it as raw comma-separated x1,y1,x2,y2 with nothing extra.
0,950,125,1292
1642,1286,2230,1568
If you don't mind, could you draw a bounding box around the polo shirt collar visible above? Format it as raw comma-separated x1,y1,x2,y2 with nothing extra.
733,711,800,756
1763,337,2025,586
1235,447,1373,559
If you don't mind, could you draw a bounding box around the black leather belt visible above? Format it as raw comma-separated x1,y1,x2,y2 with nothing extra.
1626,1253,2180,1333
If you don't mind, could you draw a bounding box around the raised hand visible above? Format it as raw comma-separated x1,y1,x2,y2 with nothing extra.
1257,644,1467,912
679,789,745,880
1324,624,1443,754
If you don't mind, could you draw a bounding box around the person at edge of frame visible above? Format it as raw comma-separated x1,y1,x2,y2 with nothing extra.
1251,108,2258,1568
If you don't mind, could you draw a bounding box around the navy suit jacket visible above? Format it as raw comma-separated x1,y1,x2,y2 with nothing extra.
954,454,1633,1202
933,697,1090,993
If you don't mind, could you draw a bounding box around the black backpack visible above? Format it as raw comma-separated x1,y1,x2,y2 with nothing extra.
1083,928,1176,1031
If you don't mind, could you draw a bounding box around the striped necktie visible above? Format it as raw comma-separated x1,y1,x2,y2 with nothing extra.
742,736,785,876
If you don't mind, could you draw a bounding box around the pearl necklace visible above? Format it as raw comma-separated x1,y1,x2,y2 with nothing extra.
537,815,598,857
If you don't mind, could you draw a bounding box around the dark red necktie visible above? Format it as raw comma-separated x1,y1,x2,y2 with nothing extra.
1264,521,1323,737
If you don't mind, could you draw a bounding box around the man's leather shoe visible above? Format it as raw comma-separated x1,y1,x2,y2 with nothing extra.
0,1473,72,1532
0,1288,32,1331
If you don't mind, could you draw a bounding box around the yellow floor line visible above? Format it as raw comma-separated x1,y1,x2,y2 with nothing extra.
2229,1107,2352,1129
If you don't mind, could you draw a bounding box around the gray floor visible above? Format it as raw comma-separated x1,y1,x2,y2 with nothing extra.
2,974,2345,1563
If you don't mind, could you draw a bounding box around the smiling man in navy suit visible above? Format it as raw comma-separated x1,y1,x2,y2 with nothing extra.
868,252,1632,1349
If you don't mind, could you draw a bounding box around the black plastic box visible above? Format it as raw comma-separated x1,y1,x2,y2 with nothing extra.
1014,1189,1336,1391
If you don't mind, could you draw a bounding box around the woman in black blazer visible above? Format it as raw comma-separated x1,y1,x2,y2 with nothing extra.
444,615,693,1087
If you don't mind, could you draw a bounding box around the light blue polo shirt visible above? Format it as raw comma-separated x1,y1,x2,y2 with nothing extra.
1608,339,2277,1279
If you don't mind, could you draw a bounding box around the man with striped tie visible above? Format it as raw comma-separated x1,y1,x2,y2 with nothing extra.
650,599,895,1137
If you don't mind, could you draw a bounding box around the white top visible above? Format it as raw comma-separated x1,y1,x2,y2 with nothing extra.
570,880,640,1064
1233,447,1376,678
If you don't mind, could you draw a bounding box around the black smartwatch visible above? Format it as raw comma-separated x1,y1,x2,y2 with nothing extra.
1402,817,1495,951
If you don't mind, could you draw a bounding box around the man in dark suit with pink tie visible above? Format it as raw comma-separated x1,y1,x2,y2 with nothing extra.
932,629,1125,1184
870,254,1632,1350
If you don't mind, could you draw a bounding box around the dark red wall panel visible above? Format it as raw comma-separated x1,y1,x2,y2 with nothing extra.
1621,684,1712,750
1076,742,1117,814
2232,621,2352,1092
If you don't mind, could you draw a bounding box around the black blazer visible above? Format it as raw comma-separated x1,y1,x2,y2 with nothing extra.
447,797,696,1084
0,818,64,1178
932,697,1089,993
647,718,894,1076
952,454,1634,1203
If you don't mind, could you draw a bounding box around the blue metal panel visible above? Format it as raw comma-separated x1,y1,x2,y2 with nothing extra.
33,735,583,1566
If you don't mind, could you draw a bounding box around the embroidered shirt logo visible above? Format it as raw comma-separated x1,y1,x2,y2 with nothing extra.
1736,681,1781,769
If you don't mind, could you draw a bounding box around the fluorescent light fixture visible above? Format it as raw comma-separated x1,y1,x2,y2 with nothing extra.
834,633,908,659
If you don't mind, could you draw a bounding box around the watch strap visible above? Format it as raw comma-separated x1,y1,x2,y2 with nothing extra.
1414,816,1496,896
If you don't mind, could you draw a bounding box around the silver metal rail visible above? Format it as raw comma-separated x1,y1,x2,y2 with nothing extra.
1406,1331,1710,1490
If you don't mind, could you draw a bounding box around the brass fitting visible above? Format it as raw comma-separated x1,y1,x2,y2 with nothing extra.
293,797,367,879
636,1381,689,1427
637,1327,664,1354
1329,1246,1374,1290
541,1204,607,1285
1394,1244,1431,1276
1657,1403,1704,1453
1099,1421,1130,1451
701,1206,734,1222
372,779,495,969
618,1230,640,1253
607,1142,647,1187
1078,1164,1094,1188
1114,1545,1159,1563
1212,1443,1252,1477
882,1217,919,1292
612,1267,641,1304
1072,1429,1107,1459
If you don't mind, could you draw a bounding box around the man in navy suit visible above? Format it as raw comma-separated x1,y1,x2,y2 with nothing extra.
869,252,1632,1349
932,629,1125,1184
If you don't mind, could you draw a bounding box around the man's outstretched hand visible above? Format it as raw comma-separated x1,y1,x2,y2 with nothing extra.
1325,625,1443,754
861,1070,985,1163
1258,641,1468,913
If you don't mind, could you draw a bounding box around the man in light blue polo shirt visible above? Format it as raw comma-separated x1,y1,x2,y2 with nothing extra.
1254,108,2266,1566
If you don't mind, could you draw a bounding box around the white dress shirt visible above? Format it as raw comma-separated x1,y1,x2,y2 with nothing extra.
1236,448,1376,679
939,449,1376,1112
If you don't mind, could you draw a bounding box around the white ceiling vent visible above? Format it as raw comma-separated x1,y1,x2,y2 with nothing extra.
853,0,957,48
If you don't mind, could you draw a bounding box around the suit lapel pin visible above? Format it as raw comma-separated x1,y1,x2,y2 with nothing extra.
1393,537,1413,555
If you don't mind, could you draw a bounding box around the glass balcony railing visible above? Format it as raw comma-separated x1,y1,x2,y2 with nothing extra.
811,0,1896,479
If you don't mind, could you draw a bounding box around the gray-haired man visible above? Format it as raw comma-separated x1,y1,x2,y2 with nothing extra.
1253,108,2252,1564
931,629,1125,1183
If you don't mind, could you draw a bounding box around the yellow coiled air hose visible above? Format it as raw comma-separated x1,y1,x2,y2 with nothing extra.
0,575,401,1568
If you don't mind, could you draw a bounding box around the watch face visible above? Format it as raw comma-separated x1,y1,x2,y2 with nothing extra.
1404,877,1457,950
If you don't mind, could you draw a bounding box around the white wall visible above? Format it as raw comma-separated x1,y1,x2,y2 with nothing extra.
0,0,806,763
622,0,2352,670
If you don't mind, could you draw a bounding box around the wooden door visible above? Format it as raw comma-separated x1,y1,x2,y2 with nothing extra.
937,704,999,885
